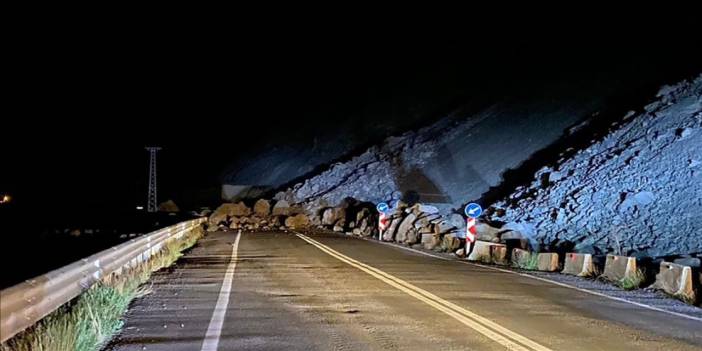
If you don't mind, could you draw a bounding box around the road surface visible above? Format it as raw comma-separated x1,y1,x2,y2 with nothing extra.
107,231,702,351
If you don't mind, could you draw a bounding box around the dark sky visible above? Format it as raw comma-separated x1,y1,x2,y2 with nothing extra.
3,23,702,215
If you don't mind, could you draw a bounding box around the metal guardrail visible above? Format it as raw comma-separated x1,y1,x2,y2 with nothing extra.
0,217,207,343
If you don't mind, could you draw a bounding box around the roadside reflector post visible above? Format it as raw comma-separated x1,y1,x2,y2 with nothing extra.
464,203,482,259
376,202,390,240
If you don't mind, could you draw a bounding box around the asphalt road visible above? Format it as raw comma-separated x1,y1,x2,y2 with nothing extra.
107,231,702,351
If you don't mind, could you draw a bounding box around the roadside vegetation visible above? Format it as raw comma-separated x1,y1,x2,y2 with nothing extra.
0,226,205,351
617,268,646,291
513,252,540,271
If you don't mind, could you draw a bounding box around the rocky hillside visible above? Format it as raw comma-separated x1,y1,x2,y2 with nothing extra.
272,74,701,258
488,75,702,258
274,92,606,213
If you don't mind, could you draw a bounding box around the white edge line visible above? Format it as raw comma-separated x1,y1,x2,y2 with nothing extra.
201,230,242,351
361,236,702,323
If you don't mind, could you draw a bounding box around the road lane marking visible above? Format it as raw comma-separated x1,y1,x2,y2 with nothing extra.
368,238,702,323
201,230,241,351
296,233,552,351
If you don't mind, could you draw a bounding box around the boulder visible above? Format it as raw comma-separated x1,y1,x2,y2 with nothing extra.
356,208,371,224
361,223,375,237
448,213,466,230
414,213,440,229
211,202,251,223
285,214,310,229
268,216,282,227
352,228,362,236
383,216,402,241
475,222,501,242
230,202,252,216
209,212,228,226
229,217,241,229
322,207,346,226
333,225,344,232
418,225,434,235
395,200,409,212
441,234,461,252
158,199,180,213
407,204,422,216
396,213,417,243
406,230,419,245
308,213,322,226
272,200,292,216
253,199,271,217
418,204,440,214
358,218,368,232
423,234,441,250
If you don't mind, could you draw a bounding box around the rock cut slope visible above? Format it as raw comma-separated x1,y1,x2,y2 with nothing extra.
275,90,607,213
274,75,702,258
489,75,702,258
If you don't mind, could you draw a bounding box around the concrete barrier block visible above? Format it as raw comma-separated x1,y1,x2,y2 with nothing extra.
511,248,530,267
512,249,559,271
467,241,501,263
602,255,637,282
537,253,559,272
562,253,595,276
651,262,697,304
490,245,509,265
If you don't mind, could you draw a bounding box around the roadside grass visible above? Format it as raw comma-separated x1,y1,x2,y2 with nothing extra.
0,226,204,351
617,268,646,290
514,253,540,271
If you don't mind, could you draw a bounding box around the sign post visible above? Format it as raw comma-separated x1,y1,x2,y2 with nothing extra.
376,202,390,240
464,203,482,258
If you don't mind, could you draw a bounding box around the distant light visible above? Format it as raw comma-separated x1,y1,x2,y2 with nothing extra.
0,194,11,204
136,206,144,210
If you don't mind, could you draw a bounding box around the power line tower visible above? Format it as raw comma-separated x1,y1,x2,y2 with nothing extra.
145,147,162,212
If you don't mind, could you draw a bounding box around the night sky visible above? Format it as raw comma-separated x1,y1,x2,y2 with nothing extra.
2,25,701,224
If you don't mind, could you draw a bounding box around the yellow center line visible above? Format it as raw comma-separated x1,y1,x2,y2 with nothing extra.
296,233,552,351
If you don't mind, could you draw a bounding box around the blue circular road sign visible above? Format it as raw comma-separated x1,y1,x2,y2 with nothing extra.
376,202,389,213
464,203,483,218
